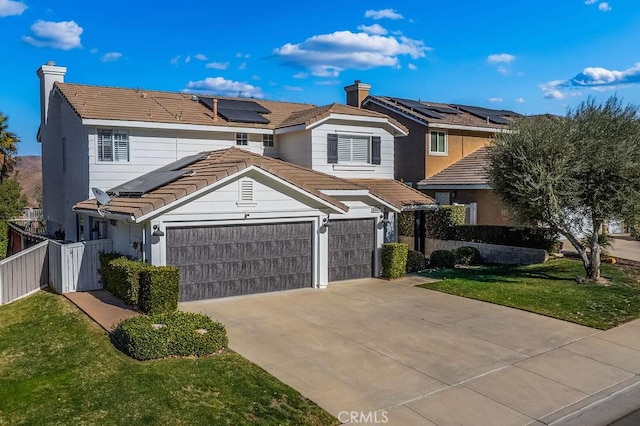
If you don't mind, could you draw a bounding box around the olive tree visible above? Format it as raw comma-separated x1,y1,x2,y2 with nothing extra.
487,96,640,282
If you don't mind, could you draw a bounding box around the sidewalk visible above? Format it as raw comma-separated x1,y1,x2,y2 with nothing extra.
65,290,140,331
561,234,640,263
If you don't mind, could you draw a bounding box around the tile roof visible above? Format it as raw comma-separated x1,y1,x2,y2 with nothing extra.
74,147,370,219
55,83,404,131
418,147,491,188
350,179,437,211
365,96,519,130
279,103,408,133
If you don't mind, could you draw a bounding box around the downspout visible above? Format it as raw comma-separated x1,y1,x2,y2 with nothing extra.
141,223,147,263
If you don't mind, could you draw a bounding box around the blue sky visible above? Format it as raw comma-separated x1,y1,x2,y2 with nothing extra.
1,0,639,155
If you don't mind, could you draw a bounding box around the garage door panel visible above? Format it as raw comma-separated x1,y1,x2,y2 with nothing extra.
328,219,375,282
167,222,312,301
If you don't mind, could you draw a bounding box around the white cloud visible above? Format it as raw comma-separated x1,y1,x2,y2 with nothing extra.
357,23,387,35
497,65,510,76
540,80,570,99
585,0,597,4
284,85,303,92
598,2,612,12
515,97,525,104
488,97,504,103
236,52,250,58
364,8,403,20
205,61,229,70
185,55,191,63
293,72,308,79
487,53,516,63
315,80,341,86
170,55,181,65
89,47,98,54
193,53,207,61
274,30,430,77
100,51,122,62
239,62,247,70
251,74,260,81
408,63,417,70
23,20,83,50
0,0,26,17
184,77,263,98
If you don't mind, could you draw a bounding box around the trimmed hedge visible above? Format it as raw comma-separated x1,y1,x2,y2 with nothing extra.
100,254,152,306
398,212,414,237
112,311,228,361
444,225,558,252
139,267,180,315
406,250,426,273
425,205,466,239
454,246,482,265
381,243,408,279
0,220,7,259
429,250,456,268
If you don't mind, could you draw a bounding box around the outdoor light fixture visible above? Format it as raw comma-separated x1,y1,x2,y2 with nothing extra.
322,216,333,228
152,224,165,237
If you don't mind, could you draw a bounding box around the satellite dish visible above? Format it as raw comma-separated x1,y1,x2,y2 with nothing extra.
92,187,112,206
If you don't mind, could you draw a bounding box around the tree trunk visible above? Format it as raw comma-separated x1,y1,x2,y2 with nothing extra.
559,229,593,279
587,221,602,281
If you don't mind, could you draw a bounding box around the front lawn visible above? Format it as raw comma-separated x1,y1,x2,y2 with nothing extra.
0,291,336,425
420,258,640,330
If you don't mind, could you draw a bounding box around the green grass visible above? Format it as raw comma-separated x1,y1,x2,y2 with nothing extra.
419,258,640,330
0,291,337,425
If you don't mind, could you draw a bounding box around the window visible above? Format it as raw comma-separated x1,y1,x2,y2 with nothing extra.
327,134,381,165
429,131,447,154
262,134,274,147
98,130,129,162
236,132,248,146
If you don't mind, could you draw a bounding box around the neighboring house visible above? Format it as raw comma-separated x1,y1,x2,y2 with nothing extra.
37,63,435,300
344,81,519,226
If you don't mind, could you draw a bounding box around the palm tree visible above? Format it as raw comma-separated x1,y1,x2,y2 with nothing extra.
0,112,19,184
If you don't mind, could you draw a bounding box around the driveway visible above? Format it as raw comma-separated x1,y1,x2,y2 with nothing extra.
181,277,640,425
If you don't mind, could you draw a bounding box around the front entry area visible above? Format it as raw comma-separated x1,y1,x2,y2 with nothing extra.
328,218,375,281
166,222,313,301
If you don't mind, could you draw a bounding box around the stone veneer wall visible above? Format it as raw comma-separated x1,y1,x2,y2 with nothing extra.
426,239,548,265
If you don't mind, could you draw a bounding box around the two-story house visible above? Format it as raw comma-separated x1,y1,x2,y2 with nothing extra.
344,81,520,226
37,63,435,300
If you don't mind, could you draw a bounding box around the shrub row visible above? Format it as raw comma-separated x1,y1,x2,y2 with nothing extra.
112,311,228,361
443,225,558,252
425,206,466,239
99,252,179,314
429,246,482,269
406,250,426,273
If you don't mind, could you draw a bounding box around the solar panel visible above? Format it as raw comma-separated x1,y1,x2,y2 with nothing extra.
198,97,270,114
390,97,443,119
108,170,189,197
156,152,209,172
423,105,459,114
453,104,513,125
217,108,270,124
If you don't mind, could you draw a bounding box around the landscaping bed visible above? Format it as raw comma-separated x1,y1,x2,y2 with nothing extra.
0,291,337,425
420,258,640,330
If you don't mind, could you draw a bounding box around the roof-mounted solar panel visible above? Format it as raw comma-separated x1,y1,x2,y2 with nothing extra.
156,152,209,172
217,108,270,124
390,97,443,119
108,170,190,197
453,104,516,125
423,105,459,114
216,99,270,114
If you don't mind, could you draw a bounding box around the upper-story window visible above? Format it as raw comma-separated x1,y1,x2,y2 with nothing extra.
236,132,248,146
327,133,381,165
429,131,447,155
263,134,274,148
98,130,129,162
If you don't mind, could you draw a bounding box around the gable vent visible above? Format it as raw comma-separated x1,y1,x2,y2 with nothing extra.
240,179,254,203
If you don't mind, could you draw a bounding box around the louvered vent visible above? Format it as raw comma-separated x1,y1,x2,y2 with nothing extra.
240,179,254,203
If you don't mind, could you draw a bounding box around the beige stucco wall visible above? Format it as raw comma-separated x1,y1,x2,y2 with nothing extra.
426,130,491,178
424,189,512,226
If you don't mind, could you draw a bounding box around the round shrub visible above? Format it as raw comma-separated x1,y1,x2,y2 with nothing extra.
406,250,426,273
454,246,482,266
112,311,228,361
429,250,456,269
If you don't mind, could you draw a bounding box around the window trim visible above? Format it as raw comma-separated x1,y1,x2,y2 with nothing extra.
429,130,448,156
336,134,372,165
97,129,130,162
236,132,248,146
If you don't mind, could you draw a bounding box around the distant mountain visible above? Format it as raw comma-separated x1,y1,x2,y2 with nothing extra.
10,156,42,208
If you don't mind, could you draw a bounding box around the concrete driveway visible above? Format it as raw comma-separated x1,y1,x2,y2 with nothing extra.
181,277,640,425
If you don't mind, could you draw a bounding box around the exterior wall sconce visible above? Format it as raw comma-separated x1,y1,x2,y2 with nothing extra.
322,216,333,228
379,213,390,224
152,224,165,237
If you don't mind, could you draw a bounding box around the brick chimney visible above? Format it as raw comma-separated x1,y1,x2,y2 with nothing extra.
344,80,370,108
36,61,67,127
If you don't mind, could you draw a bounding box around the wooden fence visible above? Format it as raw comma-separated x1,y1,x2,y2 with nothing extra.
0,240,49,305
49,239,112,294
